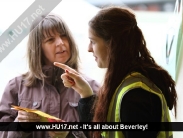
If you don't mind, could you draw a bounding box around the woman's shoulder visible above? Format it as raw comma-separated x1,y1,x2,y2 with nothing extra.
3,75,25,95
82,74,99,84
82,75,101,92
7,75,25,85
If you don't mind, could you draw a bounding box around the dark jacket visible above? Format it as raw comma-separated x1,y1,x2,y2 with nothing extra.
0,65,100,138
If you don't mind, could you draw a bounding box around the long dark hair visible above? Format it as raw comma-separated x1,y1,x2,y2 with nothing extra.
89,7,177,137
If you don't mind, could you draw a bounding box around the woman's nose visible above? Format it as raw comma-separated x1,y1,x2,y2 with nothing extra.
88,43,93,52
56,37,64,46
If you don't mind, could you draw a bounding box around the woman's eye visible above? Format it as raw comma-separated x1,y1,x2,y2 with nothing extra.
46,38,54,42
90,40,94,44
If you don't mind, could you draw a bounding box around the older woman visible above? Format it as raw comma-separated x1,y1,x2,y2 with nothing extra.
0,13,99,138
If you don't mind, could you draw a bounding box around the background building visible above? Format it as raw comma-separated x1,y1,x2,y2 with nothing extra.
83,0,176,12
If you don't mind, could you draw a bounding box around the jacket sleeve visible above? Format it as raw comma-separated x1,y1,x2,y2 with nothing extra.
120,88,162,138
0,77,31,138
78,77,99,121
78,95,96,122
78,95,96,138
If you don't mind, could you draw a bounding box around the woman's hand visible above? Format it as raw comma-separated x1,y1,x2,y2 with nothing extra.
48,131,69,138
16,110,40,130
54,62,93,98
48,119,69,138
17,110,40,122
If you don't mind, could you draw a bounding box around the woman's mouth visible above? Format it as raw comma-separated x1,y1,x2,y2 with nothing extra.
56,50,65,54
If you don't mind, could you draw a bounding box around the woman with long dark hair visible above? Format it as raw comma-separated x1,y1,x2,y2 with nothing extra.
54,6,177,138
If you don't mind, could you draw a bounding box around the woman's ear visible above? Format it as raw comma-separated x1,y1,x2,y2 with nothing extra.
109,39,112,46
106,38,112,48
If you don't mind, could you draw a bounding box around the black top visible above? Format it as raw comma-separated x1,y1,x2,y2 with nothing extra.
78,88,161,138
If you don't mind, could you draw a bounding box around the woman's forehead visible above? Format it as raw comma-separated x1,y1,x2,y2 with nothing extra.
42,28,58,38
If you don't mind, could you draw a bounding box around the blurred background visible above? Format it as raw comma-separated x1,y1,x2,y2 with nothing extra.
0,0,182,137
84,0,176,12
